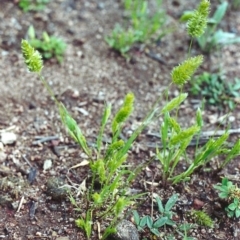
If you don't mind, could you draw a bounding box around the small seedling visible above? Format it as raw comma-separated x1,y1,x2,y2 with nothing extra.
105,24,138,56
106,0,165,57
18,0,50,12
214,178,240,218
190,72,240,110
175,223,197,240
27,25,66,63
133,194,178,237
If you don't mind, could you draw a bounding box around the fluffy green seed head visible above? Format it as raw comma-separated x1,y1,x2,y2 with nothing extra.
187,0,210,38
170,125,200,145
197,0,210,18
171,55,203,86
21,39,43,73
112,92,134,133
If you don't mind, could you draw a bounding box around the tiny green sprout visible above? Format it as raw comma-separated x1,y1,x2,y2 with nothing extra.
171,55,203,86
18,0,50,12
21,39,43,73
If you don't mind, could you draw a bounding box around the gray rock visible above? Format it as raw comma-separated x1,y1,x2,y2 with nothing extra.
112,219,139,240
46,177,69,200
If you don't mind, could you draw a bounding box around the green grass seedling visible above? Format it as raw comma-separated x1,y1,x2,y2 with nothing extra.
27,25,66,63
106,0,165,57
18,0,50,12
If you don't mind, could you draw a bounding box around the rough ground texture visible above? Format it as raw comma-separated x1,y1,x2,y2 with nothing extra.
0,0,240,239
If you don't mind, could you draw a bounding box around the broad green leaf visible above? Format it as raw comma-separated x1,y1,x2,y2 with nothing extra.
212,1,228,24
153,217,168,228
165,194,178,212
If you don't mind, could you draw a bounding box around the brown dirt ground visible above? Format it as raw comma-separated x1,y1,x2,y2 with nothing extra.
0,0,240,239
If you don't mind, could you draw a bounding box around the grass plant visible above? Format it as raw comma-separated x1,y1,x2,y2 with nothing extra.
181,1,240,53
105,0,165,57
18,0,50,12
20,0,240,238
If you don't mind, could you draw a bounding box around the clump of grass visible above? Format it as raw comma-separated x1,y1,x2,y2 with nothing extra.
20,0,240,238
18,0,50,12
105,0,165,57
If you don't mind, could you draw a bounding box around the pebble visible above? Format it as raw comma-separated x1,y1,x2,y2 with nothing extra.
0,142,7,162
43,159,53,171
112,219,139,240
46,177,69,200
0,132,17,145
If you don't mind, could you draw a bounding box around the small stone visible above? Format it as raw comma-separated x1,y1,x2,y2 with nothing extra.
35,232,42,236
43,159,52,171
1,132,17,145
228,115,235,122
0,142,7,162
112,219,139,240
46,177,69,200
71,90,79,98
193,198,204,210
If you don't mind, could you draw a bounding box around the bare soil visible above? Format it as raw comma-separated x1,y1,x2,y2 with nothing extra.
0,0,240,239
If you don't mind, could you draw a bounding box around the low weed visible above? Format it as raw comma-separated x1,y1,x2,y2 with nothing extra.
133,195,197,239
190,72,240,110
214,178,240,218
181,1,240,53
133,194,178,236
21,0,240,238
105,0,165,57
27,25,66,63
18,0,50,12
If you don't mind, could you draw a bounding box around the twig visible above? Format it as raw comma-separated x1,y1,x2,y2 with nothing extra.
147,128,240,139
145,128,240,148
17,196,25,213
33,135,59,145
